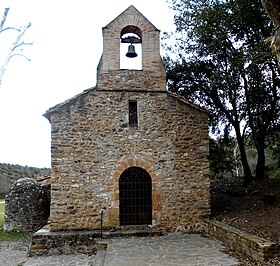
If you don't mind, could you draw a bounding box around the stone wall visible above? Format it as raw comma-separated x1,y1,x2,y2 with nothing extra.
4,178,50,232
46,90,210,232
44,5,210,233
29,228,106,256
207,220,279,261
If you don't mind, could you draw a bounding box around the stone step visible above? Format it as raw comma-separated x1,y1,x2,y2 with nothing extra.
29,226,164,256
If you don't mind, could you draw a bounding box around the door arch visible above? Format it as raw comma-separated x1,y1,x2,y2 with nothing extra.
119,166,152,225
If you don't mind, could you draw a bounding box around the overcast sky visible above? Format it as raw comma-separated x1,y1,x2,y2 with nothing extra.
0,0,175,168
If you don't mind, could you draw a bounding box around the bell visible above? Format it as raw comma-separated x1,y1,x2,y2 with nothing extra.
126,44,137,58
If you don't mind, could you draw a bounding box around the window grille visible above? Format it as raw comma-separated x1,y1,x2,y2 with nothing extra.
129,100,138,126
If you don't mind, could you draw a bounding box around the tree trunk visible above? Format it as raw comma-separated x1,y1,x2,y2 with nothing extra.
261,0,280,66
255,143,266,180
261,0,280,27
234,125,253,186
273,27,280,67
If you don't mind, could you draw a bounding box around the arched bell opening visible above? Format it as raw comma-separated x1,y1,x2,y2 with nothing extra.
119,166,152,225
120,25,142,70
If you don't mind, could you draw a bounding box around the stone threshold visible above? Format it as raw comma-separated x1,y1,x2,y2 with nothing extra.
207,219,279,262
29,225,164,256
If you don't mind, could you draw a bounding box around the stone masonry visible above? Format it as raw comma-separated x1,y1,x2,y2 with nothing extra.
44,6,210,232
4,178,50,232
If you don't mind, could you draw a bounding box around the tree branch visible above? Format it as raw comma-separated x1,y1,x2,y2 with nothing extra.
0,20,32,87
9,54,31,61
0,27,20,34
0,8,9,31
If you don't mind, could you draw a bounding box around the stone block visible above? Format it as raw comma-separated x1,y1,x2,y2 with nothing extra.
153,194,162,211
108,208,119,226
4,178,50,233
105,185,118,192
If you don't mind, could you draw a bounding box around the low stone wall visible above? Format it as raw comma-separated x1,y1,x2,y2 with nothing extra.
29,228,106,256
207,219,279,261
29,225,163,256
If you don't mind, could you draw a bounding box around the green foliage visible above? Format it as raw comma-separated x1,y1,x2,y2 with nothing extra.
268,167,280,179
0,163,50,181
266,125,280,166
0,201,25,241
0,163,50,199
166,0,280,183
0,228,25,241
0,201,4,223
210,138,237,179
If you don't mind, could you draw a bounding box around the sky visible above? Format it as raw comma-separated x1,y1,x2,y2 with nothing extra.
0,0,175,168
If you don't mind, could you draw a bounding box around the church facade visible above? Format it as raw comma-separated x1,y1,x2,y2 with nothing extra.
44,6,210,232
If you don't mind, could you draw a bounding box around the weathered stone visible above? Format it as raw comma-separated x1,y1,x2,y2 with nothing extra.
4,178,50,232
43,5,210,233
207,220,279,261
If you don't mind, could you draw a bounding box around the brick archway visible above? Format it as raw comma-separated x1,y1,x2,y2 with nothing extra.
106,156,162,227
112,157,157,183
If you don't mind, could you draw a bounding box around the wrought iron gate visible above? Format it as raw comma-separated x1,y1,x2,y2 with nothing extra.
119,166,152,225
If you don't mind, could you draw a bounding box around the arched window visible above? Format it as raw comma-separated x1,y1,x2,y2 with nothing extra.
119,166,152,225
120,25,142,70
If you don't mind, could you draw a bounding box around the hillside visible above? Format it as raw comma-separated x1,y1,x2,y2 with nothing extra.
212,177,280,265
0,163,50,199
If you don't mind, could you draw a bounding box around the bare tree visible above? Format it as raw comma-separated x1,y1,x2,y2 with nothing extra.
261,0,280,66
0,8,32,87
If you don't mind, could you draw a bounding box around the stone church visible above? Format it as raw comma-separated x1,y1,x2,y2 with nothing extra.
44,5,210,232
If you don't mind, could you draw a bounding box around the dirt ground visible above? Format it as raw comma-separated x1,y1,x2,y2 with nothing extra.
211,177,280,265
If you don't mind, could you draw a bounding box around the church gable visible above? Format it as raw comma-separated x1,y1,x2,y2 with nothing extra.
104,5,159,33
44,6,210,233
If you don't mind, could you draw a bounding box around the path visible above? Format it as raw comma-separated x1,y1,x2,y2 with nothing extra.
0,238,29,266
23,234,239,266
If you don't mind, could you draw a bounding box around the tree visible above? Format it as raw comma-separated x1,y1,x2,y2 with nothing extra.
166,0,280,185
0,8,32,87
261,0,280,67
209,127,240,179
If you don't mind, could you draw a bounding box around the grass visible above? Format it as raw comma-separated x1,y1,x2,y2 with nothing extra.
0,201,25,240
0,201,4,228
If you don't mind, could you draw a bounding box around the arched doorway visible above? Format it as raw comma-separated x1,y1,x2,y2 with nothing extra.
119,166,152,225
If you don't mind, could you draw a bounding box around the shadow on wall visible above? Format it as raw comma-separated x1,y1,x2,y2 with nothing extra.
4,177,51,232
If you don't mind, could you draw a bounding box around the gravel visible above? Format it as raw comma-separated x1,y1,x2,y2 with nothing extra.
0,238,30,266
0,236,279,265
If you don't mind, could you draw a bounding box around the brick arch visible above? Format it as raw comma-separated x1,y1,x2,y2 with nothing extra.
106,157,162,227
111,157,157,184
114,20,154,36
120,25,142,39
107,157,161,226
107,6,157,35
119,24,143,70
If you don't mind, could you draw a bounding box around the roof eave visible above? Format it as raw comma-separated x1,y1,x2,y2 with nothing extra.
43,87,96,121
167,92,209,115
